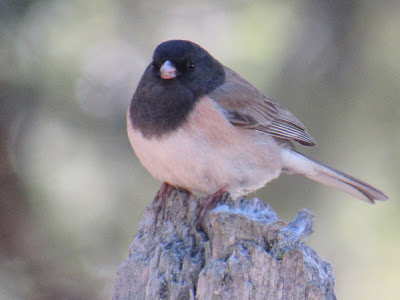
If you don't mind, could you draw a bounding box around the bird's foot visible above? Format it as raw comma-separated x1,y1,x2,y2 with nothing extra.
197,188,229,227
154,182,176,213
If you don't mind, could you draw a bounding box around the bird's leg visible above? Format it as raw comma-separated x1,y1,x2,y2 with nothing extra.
197,188,229,226
154,182,175,213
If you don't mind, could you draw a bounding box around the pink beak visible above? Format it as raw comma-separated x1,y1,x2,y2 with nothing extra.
160,60,177,79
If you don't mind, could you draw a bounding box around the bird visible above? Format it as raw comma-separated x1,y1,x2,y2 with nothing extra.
127,39,388,209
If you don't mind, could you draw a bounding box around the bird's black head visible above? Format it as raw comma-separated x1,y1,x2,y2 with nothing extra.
130,40,226,137
151,40,225,97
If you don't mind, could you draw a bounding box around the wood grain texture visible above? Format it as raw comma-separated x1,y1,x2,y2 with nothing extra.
113,189,336,300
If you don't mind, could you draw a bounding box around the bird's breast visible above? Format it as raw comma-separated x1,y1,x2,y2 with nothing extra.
127,96,283,197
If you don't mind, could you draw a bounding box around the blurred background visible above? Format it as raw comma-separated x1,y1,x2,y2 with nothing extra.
0,0,399,299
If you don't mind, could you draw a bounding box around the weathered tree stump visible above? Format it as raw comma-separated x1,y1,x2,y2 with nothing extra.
113,189,336,300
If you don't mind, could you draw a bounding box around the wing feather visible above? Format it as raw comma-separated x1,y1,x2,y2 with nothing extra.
209,67,316,147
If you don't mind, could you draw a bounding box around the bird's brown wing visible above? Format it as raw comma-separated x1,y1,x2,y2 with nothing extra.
209,67,316,146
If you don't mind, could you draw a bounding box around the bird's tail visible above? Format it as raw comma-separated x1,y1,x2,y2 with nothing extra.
282,149,388,203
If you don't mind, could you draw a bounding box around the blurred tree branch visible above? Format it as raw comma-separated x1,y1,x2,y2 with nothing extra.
0,82,99,299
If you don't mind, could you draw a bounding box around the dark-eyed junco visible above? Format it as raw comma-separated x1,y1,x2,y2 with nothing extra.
127,40,388,206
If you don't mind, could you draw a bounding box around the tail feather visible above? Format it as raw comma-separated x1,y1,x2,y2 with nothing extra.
282,149,389,203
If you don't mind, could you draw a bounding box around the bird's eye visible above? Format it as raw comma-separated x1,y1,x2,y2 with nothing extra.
187,62,195,71
151,61,158,69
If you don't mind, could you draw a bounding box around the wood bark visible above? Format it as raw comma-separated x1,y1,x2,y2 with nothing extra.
113,189,336,300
